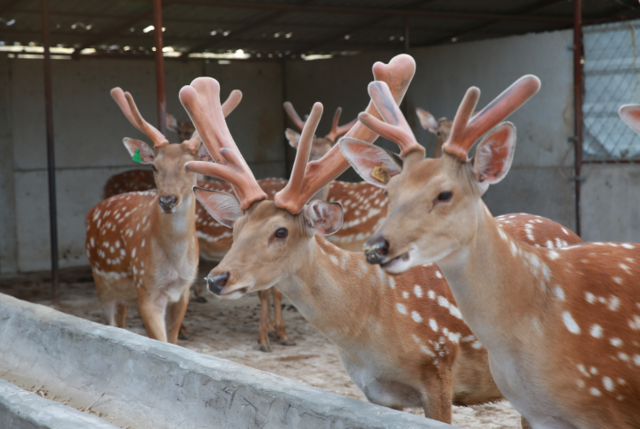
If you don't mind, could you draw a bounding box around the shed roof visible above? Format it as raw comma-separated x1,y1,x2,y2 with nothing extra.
1,0,639,61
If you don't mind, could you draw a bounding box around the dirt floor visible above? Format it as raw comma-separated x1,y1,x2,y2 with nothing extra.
0,265,522,429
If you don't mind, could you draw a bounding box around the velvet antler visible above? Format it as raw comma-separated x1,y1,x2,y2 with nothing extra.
111,88,168,147
325,107,357,143
285,102,356,143
443,75,541,161
274,53,416,214
357,81,425,158
179,78,267,211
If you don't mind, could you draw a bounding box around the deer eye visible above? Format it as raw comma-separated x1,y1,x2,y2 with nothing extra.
274,228,288,239
437,192,452,202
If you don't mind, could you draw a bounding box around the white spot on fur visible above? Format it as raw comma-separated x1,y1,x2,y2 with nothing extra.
610,338,623,347
562,311,580,334
411,311,423,323
413,285,423,298
396,303,407,315
429,318,438,332
548,251,560,260
590,324,603,338
435,270,443,279
553,285,565,301
590,388,602,396
603,377,614,391
402,291,409,299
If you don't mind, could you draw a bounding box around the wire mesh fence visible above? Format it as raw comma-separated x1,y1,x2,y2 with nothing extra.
583,18,640,162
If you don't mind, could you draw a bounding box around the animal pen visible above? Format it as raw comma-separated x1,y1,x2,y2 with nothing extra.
1,1,640,428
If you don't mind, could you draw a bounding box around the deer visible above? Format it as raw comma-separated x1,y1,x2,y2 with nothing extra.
179,58,583,424
416,108,451,158
101,101,381,352
340,74,640,428
84,87,241,344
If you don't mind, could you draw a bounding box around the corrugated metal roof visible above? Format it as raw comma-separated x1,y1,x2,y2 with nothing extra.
0,0,638,60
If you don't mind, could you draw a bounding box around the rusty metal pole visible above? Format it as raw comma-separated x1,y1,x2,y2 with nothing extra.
281,59,291,175
401,17,410,119
42,0,59,306
153,0,167,136
573,0,583,237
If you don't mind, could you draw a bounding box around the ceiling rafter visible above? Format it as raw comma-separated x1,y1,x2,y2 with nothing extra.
169,0,574,24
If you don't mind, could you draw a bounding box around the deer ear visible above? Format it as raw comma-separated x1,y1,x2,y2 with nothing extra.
123,138,154,164
619,104,640,134
472,122,516,190
302,200,343,236
198,143,213,162
339,137,403,189
285,128,301,149
166,113,179,133
416,108,438,134
193,187,243,228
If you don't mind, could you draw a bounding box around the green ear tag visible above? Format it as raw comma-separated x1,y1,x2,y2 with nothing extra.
132,149,142,163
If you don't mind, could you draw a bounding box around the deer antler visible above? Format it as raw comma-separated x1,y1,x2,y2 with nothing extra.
357,81,425,158
284,101,307,131
179,77,267,211
111,88,168,147
222,89,243,117
274,53,416,214
325,107,357,143
443,75,541,161
182,89,244,151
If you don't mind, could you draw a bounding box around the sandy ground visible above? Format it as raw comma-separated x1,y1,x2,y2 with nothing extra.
0,265,522,429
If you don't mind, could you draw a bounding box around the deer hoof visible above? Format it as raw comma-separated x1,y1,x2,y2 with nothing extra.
259,344,272,353
195,296,207,303
281,339,296,346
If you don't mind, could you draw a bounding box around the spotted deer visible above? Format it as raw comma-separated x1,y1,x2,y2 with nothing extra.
85,87,241,344
341,75,640,428
180,60,582,424
101,103,382,351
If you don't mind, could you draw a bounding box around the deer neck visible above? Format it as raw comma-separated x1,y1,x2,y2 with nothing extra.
436,201,549,352
276,235,387,348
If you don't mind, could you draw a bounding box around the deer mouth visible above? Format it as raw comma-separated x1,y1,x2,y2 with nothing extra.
216,283,253,300
380,247,415,274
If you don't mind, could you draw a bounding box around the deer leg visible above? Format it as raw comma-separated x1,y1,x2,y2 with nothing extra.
93,274,117,326
258,290,272,352
166,288,190,345
193,281,208,303
521,417,533,429
420,366,453,424
272,288,295,346
115,302,127,328
102,300,117,326
138,291,168,343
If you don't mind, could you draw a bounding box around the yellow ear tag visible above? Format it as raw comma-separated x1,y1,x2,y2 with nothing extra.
371,165,390,184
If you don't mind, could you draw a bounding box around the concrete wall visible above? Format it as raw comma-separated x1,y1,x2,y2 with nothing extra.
0,293,454,429
0,56,285,273
0,379,119,429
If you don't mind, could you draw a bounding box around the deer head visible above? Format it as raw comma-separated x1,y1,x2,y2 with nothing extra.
111,87,242,213
182,55,415,298
284,102,357,163
340,75,541,272
416,108,452,158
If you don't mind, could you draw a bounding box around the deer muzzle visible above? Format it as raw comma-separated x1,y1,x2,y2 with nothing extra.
207,272,230,295
364,235,390,265
158,194,178,212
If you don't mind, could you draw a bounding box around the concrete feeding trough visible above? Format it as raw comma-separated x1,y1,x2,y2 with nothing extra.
0,294,456,429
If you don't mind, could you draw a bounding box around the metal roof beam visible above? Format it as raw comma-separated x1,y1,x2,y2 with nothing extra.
170,1,573,24
71,6,152,55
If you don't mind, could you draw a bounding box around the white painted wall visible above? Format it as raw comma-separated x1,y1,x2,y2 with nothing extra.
0,56,284,273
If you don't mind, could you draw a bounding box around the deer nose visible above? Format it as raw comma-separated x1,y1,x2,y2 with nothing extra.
207,272,230,295
364,236,389,265
158,194,178,212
